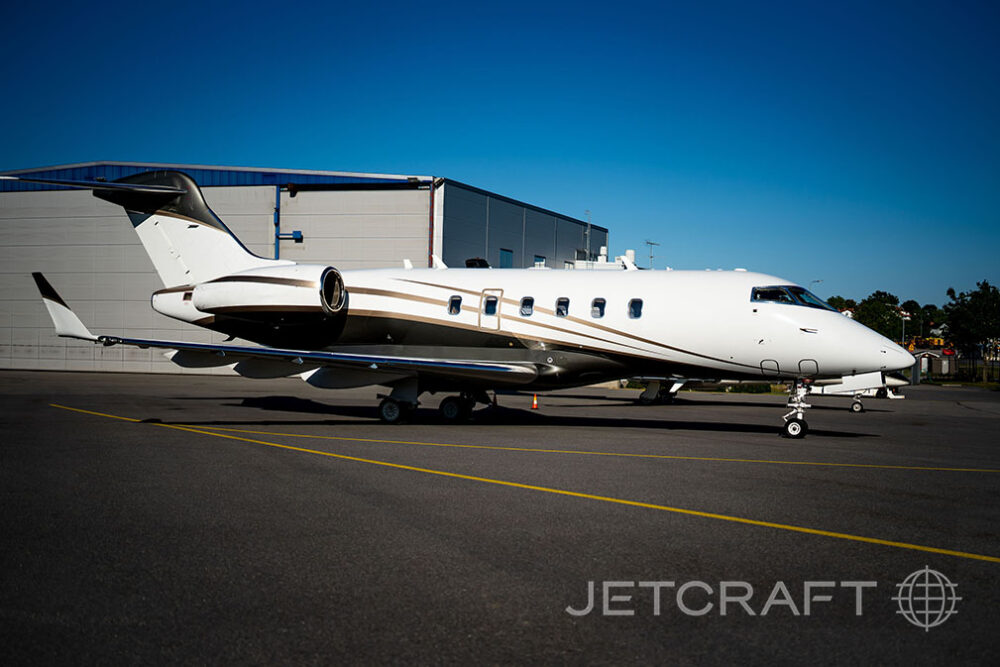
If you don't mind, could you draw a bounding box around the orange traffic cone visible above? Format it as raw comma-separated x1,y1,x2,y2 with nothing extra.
531,394,538,409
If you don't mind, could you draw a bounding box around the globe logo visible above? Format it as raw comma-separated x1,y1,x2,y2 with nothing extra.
892,566,961,631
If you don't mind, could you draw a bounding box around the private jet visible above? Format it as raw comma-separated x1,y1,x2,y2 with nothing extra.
4,170,915,437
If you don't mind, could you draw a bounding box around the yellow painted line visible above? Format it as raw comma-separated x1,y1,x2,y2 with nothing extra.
48,403,1000,564
155,422,1000,565
49,403,142,423
179,424,1000,474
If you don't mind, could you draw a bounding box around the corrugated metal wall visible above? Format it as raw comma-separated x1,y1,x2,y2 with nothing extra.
0,167,608,374
440,182,609,269
0,185,429,372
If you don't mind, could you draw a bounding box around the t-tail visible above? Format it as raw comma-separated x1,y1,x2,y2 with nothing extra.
2,170,289,287
94,171,290,286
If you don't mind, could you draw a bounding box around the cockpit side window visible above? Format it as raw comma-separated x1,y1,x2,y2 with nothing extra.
751,286,796,304
786,286,838,311
751,285,838,311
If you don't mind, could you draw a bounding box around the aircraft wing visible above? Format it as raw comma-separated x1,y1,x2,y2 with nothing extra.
32,273,538,386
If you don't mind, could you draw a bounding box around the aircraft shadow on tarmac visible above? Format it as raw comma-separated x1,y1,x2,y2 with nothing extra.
540,392,892,413
161,395,872,438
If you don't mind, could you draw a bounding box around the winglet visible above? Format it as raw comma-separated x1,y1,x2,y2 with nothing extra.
31,272,98,341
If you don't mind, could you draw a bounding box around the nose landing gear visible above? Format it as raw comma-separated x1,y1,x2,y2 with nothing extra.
781,379,812,438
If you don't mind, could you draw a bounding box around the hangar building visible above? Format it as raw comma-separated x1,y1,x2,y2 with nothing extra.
0,161,608,373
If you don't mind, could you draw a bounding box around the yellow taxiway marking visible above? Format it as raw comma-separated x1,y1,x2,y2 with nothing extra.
50,403,142,423
178,424,999,474
49,403,1000,564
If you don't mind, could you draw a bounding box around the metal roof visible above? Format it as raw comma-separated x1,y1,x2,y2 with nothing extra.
0,161,602,231
0,161,431,192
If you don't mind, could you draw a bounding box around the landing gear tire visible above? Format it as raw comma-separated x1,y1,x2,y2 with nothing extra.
378,398,407,424
875,388,888,399
782,418,808,439
850,400,864,413
439,396,472,422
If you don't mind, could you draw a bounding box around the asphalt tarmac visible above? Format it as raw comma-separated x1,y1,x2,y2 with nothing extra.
2,370,998,664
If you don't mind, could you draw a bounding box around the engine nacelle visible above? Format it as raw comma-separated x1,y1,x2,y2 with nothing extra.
190,264,346,317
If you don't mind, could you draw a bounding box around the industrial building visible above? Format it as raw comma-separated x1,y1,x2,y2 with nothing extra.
0,161,608,373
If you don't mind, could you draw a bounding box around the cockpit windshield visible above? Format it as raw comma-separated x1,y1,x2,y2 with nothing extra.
751,285,838,311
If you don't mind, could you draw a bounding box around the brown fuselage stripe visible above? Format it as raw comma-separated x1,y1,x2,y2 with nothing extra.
347,288,651,354
381,279,759,370
348,286,446,308
207,276,318,288
152,285,195,296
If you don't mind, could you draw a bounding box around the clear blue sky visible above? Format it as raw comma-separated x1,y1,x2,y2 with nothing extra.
2,0,997,306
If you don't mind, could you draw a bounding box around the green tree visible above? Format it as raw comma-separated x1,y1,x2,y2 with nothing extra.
868,290,899,306
827,295,849,311
944,281,1000,381
921,304,947,333
854,291,903,340
901,299,922,338
826,295,857,311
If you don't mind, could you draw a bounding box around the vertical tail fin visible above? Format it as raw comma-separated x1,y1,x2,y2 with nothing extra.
95,171,289,287
3,170,291,288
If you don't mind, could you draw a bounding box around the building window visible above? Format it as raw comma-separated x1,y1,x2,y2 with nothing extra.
534,255,546,267
499,248,513,269
628,298,643,319
520,297,534,316
483,295,498,316
591,298,606,318
448,296,462,315
555,297,570,318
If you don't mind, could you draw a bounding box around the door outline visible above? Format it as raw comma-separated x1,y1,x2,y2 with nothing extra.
479,289,503,330
760,359,780,377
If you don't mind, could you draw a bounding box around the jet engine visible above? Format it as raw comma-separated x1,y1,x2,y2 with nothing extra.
151,264,348,348
190,264,346,317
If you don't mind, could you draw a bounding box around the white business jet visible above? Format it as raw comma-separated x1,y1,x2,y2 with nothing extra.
5,170,914,437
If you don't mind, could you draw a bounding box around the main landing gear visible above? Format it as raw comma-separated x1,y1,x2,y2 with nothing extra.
378,397,413,424
378,389,490,424
439,393,477,422
781,379,812,438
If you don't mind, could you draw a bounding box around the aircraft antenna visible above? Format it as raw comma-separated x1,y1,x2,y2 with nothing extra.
644,239,659,269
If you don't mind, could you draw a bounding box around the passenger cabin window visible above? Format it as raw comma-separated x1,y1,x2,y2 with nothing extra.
483,295,498,316
555,297,570,317
591,298,606,318
751,286,837,311
628,298,643,319
448,296,462,315
520,297,534,316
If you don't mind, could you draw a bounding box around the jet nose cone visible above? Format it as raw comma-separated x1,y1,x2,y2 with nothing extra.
882,344,915,372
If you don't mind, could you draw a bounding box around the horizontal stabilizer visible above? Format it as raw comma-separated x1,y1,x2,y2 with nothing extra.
31,272,98,341
0,174,185,195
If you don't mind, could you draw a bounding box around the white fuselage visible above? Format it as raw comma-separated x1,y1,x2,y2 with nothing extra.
331,268,913,381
